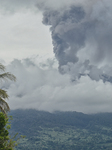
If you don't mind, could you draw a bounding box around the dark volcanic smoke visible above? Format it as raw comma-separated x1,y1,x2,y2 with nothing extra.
38,0,112,81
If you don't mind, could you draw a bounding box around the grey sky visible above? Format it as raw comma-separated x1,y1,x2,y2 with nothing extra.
0,0,112,113
0,0,53,63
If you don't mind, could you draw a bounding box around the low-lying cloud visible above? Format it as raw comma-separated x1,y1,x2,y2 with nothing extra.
1,58,112,114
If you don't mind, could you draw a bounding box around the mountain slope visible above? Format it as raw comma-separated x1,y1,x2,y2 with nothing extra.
9,109,112,150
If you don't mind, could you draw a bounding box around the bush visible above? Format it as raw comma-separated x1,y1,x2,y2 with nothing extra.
0,112,17,150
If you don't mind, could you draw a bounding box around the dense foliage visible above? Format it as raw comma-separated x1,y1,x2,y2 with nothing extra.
0,63,17,149
9,109,112,150
0,112,18,150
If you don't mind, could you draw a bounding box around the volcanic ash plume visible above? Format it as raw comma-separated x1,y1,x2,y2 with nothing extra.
38,0,112,81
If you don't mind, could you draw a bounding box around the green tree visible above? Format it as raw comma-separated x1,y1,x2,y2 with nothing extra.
0,63,18,149
0,63,16,114
0,112,18,150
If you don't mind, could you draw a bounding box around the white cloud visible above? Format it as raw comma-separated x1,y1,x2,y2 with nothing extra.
1,58,111,114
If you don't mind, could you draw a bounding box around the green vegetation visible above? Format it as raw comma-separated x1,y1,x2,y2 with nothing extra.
0,112,18,150
0,63,17,149
9,109,112,150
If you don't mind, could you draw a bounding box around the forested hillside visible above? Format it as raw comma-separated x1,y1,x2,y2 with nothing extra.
9,109,112,150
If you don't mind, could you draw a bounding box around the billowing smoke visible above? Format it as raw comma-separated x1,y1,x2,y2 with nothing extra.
42,6,86,66
0,0,112,81
37,0,112,81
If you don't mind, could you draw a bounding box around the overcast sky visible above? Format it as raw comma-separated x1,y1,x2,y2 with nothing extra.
1,0,112,114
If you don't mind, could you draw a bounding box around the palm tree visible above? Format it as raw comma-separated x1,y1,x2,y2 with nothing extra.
0,63,16,114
